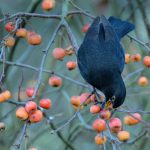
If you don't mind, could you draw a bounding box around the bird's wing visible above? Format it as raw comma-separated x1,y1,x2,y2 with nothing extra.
108,16,135,40
116,43,125,72
100,15,125,72
77,17,101,83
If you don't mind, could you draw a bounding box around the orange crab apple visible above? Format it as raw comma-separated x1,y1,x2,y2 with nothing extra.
90,105,101,114
125,53,131,64
117,131,130,142
70,96,81,107
80,92,91,105
109,118,122,133
49,76,62,87
138,76,149,87
41,0,55,11
26,87,36,97
92,119,106,132
143,56,150,67
16,28,27,38
25,101,37,113
95,135,107,145
27,31,42,45
5,36,15,47
5,22,15,32
29,110,43,123
99,109,111,120
124,113,142,125
16,107,29,120
40,99,52,109
66,61,77,70
52,48,66,60
131,53,141,62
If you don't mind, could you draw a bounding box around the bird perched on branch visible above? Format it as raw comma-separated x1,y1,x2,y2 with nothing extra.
77,15,134,108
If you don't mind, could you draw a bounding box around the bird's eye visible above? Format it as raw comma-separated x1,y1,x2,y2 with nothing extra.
111,96,116,102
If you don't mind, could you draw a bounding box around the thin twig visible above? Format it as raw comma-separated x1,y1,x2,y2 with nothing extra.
127,34,150,52
63,20,79,53
18,70,24,101
13,120,28,149
31,22,62,99
0,12,61,23
124,67,144,82
0,59,88,88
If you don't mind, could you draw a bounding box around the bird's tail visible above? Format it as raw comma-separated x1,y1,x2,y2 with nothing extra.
108,16,135,40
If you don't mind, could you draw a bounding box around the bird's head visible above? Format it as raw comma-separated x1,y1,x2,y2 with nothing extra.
104,76,126,109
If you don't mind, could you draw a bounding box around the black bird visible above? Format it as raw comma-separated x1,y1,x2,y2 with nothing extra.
77,15,134,108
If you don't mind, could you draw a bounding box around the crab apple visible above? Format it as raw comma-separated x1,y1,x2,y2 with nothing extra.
16,28,27,38
25,101,37,113
131,53,141,62
16,107,29,120
71,96,84,110
92,119,106,132
99,109,111,120
40,98,52,109
0,90,11,103
82,23,90,33
27,31,42,45
124,113,142,125
52,48,66,60
0,93,5,103
5,36,15,47
29,110,43,123
70,96,81,107
42,0,55,10
143,56,150,67
95,135,107,145
117,131,130,142
0,122,5,131
66,61,77,70
80,92,91,105
138,76,149,87
49,76,62,87
2,90,11,100
109,118,122,133
5,22,15,32
125,53,131,64
90,105,101,114
26,87,35,97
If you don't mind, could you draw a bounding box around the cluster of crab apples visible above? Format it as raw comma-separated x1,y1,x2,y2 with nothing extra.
4,21,77,71
125,53,150,68
124,53,150,87
15,86,52,123
15,74,69,123
16,99,51,123
70,92,142,145
4,22,42,47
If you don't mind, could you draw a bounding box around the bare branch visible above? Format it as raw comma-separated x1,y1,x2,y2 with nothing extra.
0,12,61,23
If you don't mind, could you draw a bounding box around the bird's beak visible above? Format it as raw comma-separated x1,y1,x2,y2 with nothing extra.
104,100,113,109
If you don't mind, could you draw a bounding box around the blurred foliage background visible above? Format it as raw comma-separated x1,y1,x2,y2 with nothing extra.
0,0,150,150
